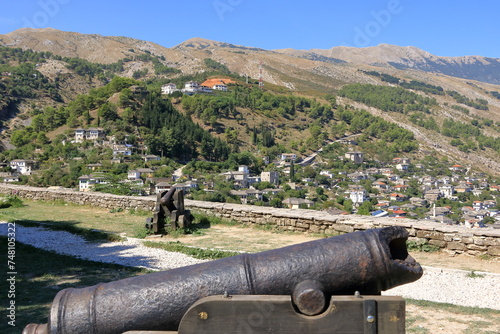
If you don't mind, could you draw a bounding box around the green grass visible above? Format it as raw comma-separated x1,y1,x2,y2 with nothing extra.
407,299,500,317
143,240,240,260
406,240,440,253
466,271,486,278
0,199,149,238
0,236,148,334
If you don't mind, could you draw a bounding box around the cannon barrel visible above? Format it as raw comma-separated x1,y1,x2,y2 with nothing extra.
23,226,422,334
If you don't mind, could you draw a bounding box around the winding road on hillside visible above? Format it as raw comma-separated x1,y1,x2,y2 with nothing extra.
298,134,363,166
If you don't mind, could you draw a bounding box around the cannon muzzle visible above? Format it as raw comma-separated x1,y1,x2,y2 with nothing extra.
23,226,422,334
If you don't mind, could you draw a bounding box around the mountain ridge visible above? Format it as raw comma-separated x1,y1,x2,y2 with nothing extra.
3,28,500,85
1,28,500,175
275,43,500,84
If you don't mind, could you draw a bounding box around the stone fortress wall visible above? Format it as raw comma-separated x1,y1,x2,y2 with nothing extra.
1,184,498,258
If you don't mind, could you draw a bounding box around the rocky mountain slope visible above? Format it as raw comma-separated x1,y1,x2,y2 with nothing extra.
276,44,500,85
1,28,500,175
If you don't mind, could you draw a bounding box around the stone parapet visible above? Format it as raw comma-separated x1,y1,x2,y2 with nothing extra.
1,184,498,258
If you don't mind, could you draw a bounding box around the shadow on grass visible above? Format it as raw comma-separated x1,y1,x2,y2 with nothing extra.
0,221,169,273
12,219,122,242
0,236,148,334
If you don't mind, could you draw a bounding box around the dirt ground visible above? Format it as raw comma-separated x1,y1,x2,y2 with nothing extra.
152,225,500,333
158,225,500,273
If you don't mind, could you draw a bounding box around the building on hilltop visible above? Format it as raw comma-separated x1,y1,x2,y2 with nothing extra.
200,78,235,91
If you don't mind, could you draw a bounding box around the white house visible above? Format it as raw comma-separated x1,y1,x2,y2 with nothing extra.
230,189,264,204
128,168,154,180
345,152,364,163
155,181,172,194
212,83,227,91
319,170,335,179
280,153,297,162
74,128,106,143
161,83,178,95
261,171,279,185
349,186,368,205
142,154,161,162
282,197,314,209
113,145,133,156
10,159,35,175
78,174,107,192
183,81,200,93
439,185,455,199
199,85,212,93
3,175,20,183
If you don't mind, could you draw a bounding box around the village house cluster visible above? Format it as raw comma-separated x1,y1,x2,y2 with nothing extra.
161,78,234,95
2,128,499,229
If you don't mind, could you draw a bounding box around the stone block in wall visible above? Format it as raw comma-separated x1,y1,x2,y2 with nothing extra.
473,237,485,246
309,224,321,233
483,237,498,246
428,239,446,248
354,222,375,230
466,250,483,256
466,244,488,251
487,246,500,256
416,230,445,240
333,224,355,233
296,222,310,229
443,234,454,242
460,237,473,244
447,241,465,251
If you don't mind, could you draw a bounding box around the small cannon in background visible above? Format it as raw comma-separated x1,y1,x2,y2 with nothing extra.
23,226,423,334
145,187,192,234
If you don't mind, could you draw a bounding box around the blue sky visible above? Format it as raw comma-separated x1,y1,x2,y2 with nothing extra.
0,0,498,58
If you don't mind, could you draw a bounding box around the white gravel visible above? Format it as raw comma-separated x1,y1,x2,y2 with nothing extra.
383,266,500,310
0,222,207,271
2,222,499,310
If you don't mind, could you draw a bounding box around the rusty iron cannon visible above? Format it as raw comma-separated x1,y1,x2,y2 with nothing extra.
23,226,422,334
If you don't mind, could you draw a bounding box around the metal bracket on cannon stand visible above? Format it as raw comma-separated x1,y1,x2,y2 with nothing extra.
123,293,405,334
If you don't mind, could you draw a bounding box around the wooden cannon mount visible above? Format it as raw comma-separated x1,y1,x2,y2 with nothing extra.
145,187,193,234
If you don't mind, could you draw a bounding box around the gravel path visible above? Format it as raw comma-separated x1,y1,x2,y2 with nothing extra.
0,222,207,271
2,222,499,310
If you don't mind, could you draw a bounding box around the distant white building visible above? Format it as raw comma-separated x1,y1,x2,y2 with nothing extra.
439,185,455,199
74,128,106,143
10,159,35,175
161,83,178,95
183,81,200,93
282,197,314,209
113,145,133,156
280,153,297,162
349,186,368,205
345,152,364,163
261,171,279,185
212,83,227,91
78,174,107,192
230,189,264,204
199,85,212,93
128,168,154,180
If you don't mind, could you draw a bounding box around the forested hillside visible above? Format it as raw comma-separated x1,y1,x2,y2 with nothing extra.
0,38,499,179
